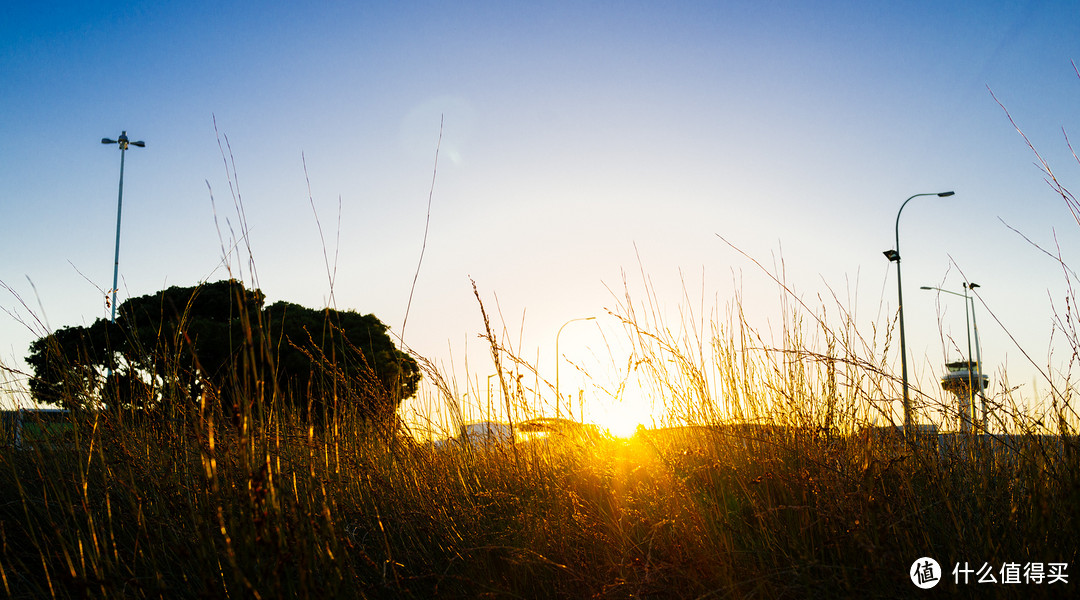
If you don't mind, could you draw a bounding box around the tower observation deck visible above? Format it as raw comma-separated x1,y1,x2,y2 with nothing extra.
940,360,988,433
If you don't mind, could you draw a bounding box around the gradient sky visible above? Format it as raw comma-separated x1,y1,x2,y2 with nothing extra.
3,1,1080,433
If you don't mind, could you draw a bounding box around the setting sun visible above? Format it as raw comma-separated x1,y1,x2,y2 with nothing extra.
592,411,644,438
582,382,661,438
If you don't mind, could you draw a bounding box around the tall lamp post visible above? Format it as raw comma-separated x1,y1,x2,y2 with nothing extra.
555,316,595,419
101,131,146,323
921,282,982,429
883,191,954,434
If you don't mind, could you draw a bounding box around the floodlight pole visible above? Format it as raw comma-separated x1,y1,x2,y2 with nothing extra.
101,131,145,322
884,191,954,436
555,316,595,419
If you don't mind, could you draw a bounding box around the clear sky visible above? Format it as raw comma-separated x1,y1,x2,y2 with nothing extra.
3,1,1080,434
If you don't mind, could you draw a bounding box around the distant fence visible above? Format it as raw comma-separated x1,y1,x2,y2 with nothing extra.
0,409,72,450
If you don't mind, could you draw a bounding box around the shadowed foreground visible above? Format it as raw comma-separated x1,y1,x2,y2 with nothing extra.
2,408,1077,599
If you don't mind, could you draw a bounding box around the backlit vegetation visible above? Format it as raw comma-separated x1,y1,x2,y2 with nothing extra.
2,113,1079,598
2,259,1078,598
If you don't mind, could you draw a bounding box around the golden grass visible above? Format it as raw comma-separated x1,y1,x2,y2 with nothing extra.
4,113,1079,596
2,270,1078,599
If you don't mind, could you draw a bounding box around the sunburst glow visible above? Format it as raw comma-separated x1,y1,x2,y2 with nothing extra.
583,382,661,438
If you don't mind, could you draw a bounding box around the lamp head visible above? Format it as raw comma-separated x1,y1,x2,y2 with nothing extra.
966,282,980,290
883,249,900,262
101,138,116,144
937,191,955,197
131,140,146,147
919,286,933,290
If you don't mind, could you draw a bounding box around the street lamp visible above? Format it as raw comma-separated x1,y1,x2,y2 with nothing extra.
555,316,595,419
101,131,146,323
883,190,954,434
921,282,982,430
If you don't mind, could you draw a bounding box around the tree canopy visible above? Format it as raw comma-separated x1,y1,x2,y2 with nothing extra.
26,280,419,423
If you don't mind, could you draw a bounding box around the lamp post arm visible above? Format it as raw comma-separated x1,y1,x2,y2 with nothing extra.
895,193,937,257
920,285,965,299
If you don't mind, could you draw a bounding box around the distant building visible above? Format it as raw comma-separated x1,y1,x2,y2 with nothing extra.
514,418,601,446
431,421,514,450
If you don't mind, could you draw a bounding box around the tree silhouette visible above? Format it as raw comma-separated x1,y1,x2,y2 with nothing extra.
26,280,419,423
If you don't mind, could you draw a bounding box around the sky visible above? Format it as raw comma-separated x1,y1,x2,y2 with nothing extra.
3,1,1080,435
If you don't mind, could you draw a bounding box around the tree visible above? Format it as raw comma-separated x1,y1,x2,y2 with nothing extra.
26,280,419,423
26,319,120,407
262,300,421,422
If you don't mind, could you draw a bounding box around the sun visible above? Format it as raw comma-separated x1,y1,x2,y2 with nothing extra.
583,386,658,438
597,412,647,438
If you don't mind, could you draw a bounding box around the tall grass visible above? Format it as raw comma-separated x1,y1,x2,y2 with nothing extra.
3,258,1079,598
4,114,1080,598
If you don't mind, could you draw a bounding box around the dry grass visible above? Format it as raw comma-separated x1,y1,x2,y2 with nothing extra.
2,269,1078,599
4,107,1080,597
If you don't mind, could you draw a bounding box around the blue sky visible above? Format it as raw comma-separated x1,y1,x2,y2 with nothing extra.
3,1,1080,432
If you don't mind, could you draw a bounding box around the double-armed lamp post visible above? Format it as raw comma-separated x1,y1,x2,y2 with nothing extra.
883,191,954,434
921,282,984,428
101,131,145,323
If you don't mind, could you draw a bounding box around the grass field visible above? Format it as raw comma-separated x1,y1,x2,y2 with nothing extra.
2,274,1078,599
2,116,1078,598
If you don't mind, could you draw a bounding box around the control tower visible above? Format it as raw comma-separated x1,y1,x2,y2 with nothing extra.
940,360,988,433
